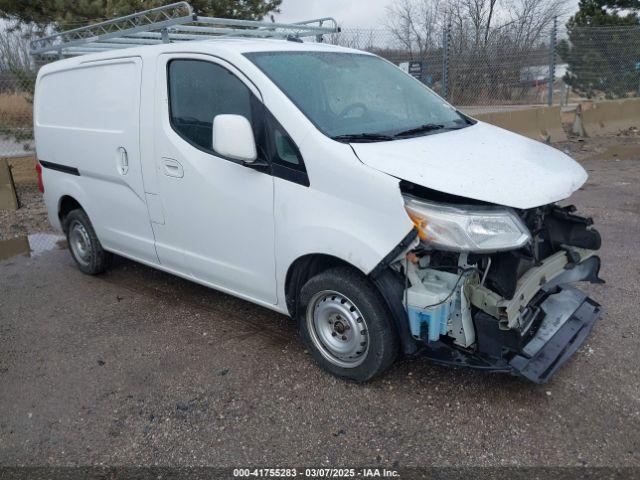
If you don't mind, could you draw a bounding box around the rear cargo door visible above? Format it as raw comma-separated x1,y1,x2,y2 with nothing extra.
35,56,158,264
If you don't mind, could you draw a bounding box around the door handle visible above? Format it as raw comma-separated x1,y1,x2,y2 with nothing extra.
117,147,129,175
162,158,184,178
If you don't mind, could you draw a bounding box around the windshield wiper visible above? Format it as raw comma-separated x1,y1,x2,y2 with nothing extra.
332,133,395,143
393,123,445,138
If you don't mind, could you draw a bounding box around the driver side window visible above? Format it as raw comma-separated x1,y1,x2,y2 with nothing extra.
168,59,254,153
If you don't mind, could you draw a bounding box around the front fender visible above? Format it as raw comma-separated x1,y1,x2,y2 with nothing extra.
274,176,414,309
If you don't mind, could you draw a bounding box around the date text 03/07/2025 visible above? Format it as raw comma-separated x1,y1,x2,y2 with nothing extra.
232,468,401,478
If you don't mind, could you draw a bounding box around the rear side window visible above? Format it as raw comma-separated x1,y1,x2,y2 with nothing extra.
168,59,254,152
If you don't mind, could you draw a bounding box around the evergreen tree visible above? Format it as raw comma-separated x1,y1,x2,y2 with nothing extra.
558,0,640,98
0,0,283,28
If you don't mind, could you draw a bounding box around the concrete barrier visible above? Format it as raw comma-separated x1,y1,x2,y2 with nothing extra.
475,106,567,143
0,158,19,211
577,98,640,137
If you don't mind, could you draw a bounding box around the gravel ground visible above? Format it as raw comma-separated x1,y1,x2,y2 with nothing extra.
0,184,53,241
1,156,53,241
0,136,639,469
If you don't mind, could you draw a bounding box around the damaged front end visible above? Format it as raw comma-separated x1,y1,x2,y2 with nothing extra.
374,194,604,384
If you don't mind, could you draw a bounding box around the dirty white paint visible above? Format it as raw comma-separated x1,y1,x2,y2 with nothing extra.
352,121,588,209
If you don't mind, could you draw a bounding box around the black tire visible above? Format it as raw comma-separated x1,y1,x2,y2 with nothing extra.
298,266,399,382
62,209,112,275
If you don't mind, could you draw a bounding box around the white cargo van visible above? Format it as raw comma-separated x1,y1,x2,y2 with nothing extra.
32,3,603,384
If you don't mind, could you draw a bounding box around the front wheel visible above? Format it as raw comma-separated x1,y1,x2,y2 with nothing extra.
298,267,399,382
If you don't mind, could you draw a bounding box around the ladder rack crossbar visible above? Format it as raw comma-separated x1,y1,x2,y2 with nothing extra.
125,30,292,40
192,16,338,33
29,2,340,57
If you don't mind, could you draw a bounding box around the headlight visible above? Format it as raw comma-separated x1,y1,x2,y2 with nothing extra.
403,195,532,253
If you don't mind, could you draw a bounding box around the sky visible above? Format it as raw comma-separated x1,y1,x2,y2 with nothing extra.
274,0,581,29
274,0,390,28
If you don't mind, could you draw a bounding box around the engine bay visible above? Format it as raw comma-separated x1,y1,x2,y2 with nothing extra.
386,202,604,383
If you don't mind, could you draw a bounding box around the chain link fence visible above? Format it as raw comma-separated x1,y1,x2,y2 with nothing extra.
0,23,639,157
0,25,35,158
559,25,640,101
327,26,558,108
0,72,34,157
330,23,640,112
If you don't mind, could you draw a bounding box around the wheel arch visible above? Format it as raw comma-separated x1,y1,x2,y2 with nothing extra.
58,195,84,231
284,253,364,319
284,229,420,357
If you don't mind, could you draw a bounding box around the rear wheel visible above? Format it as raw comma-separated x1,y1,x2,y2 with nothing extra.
298,266,399,382
63,209,112,275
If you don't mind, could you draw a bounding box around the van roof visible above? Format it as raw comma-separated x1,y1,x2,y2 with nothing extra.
37,38,369,72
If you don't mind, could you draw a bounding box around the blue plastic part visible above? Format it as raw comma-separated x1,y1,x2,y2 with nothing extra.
408,303,451,343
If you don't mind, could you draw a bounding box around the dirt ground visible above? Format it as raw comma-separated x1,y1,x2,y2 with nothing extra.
0,156,52,241
561,128,640,161
1,133,639,471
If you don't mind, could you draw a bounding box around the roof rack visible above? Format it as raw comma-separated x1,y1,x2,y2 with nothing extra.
29,2,340,58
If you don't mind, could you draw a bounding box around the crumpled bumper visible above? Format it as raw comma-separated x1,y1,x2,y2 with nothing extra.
420,254,603,384
472,252,604,384
508,287,601,384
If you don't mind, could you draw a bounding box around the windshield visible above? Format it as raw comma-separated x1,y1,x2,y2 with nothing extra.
245,51,471,142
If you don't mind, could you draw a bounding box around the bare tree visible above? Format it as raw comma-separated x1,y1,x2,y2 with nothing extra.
0,22,33,74
386,0,567,53
503,0,570,50
384,0,568,103
455,0,499,47
385,0,444,57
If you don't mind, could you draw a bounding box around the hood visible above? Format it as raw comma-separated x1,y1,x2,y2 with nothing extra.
351,122,588,209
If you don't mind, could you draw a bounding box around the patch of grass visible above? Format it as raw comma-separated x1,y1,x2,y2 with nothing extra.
0,92,33,140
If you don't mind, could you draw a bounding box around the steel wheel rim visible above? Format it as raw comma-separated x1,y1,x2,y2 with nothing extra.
306,290,370,368
69,221,91,267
